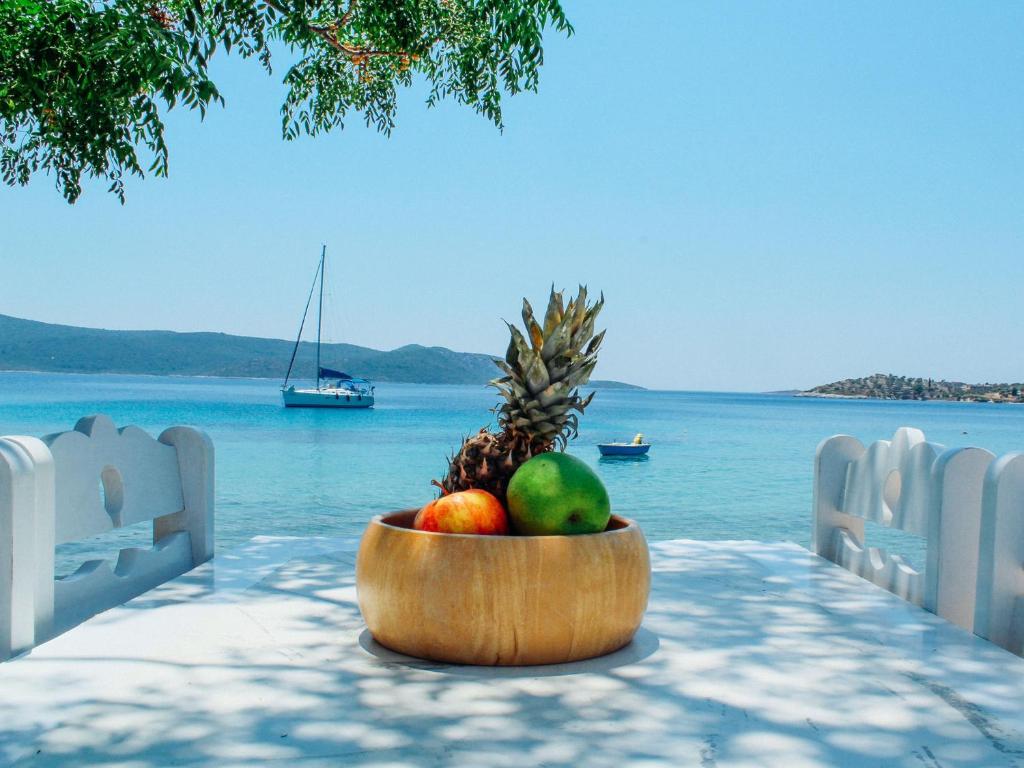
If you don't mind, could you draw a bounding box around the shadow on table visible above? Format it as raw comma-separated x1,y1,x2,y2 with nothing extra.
4,543,1024,767
357,626,661,678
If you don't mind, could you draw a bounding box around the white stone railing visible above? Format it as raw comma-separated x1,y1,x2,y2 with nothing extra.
0,415,213,659
974,453,1024,653
814,427,1024,655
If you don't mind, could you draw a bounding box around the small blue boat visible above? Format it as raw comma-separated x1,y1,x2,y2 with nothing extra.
598,442,651,457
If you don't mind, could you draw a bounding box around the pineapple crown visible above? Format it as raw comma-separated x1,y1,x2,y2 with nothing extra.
491,285,605,448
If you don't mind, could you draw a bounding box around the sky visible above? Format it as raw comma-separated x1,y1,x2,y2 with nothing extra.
1,1,1022,391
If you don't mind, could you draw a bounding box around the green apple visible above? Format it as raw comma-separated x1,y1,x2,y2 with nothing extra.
506,452,611,535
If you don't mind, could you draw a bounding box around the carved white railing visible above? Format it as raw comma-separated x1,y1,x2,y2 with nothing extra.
0,415,213,659
813,427,993,633
974,453,1024,654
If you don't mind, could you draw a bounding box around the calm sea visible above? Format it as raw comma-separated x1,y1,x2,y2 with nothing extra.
2,372,1022,573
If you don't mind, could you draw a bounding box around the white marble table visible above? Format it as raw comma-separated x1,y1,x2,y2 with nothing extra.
2,536,1023,767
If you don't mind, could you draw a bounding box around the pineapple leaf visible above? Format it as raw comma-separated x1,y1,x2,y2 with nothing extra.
543,287,564,335
506,322,532,360
523,349,551,394
492,360,515,379
545,356,573,382
522,298,544,350
536,382,568,407
570,285,588,332
571,313,596,352
527,323,545,352
576,359,598,383
585,329,606,356
504,333,519,368
540,400,573,418
540,313,574,362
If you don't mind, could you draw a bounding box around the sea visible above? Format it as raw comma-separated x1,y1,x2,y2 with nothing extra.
2,371,1023,575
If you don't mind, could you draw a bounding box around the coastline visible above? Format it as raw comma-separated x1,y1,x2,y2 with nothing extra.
800,374,1024,405
796,390,1024,405
0,314,648,389
0,369,643,390
794,392,868,400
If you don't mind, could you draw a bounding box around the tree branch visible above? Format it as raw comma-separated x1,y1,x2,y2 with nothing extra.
339,0,357,27
263,0,408,61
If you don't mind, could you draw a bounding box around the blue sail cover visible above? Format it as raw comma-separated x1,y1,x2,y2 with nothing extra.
319,367,371,384
319,367,353,380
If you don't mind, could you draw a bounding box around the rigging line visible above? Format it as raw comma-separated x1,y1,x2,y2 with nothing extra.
316,244,325,388
283,245,324,389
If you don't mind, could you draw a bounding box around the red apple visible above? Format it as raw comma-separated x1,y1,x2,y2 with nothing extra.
413,489,509,535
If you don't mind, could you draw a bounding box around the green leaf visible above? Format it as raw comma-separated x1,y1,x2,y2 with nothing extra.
0,0,572,203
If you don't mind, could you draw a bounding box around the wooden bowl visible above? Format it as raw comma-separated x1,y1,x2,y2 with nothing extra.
356,510,651,666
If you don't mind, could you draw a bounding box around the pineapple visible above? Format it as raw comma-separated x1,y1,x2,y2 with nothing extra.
437,286,604,502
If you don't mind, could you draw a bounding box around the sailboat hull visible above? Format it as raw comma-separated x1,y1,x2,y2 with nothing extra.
282,388,374,408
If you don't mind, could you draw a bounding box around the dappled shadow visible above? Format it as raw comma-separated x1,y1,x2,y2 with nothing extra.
358,627,661,678
2,539,1023,766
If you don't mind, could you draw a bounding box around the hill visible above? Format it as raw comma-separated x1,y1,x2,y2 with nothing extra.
800,373,1024,403
0,314,640,388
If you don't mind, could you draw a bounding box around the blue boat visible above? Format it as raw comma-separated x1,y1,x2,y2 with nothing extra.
598,442,651,457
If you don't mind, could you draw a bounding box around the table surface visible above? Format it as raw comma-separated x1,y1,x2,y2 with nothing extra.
2,536,1024,768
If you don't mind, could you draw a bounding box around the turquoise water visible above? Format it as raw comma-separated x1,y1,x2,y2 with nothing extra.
2,372,1023,571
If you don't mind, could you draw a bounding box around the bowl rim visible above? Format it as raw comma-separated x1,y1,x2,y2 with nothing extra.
370,509,640,540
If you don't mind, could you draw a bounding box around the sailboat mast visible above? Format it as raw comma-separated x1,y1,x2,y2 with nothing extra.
315,244,325,389
283,248,323,389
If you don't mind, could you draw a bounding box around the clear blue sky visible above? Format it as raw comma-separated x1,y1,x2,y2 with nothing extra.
1,2,1021,391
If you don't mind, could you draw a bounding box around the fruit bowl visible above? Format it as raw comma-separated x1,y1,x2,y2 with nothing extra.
356,511,651,666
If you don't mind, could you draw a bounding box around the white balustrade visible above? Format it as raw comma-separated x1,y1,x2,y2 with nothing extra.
0,415,213,659
813,427,993,633
974,453,1024,654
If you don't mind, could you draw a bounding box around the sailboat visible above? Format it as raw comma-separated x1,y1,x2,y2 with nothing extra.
281,246,375,408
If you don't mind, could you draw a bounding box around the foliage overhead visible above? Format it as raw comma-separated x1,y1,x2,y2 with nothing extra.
0,0,572,203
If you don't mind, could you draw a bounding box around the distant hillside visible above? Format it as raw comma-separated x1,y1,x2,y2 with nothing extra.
800,373,1024,403
588,379,645,390
0,314,640,388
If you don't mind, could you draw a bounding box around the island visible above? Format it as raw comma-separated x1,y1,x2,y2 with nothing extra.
800,373,1024,403
0,314,641,389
